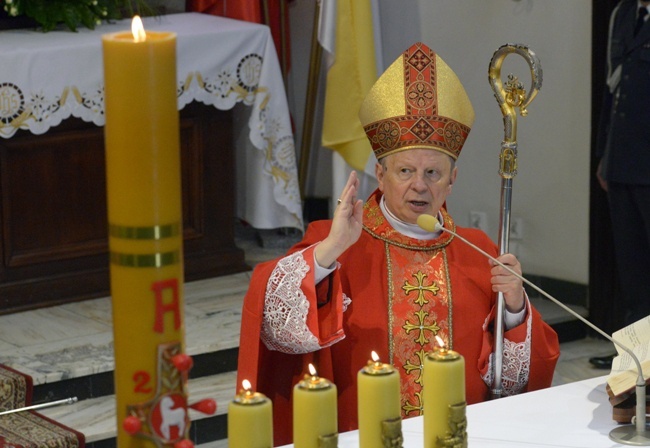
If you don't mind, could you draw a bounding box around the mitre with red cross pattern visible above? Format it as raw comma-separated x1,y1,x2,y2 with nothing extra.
359,42,475,160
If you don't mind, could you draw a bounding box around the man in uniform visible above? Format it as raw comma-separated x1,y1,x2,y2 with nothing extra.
591,0,650,369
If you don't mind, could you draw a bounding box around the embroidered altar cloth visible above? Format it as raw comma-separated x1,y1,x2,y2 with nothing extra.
0,13,302,230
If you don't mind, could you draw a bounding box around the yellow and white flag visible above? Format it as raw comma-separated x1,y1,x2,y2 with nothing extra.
319,0,381,187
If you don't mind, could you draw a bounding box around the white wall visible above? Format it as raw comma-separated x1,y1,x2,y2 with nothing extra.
288,0,591,285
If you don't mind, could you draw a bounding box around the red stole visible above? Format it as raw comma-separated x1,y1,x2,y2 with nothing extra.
362,194,456,417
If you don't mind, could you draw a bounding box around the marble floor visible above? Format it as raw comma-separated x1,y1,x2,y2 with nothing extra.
0,224,616,445
0,282,615,386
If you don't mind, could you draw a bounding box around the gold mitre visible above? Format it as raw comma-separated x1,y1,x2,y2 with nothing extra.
359,42,475,160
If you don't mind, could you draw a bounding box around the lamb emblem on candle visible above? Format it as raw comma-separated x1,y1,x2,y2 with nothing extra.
122,342,216,447
156,395,188,441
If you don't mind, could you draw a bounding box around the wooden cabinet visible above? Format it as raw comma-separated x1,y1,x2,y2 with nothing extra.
0,102,248,314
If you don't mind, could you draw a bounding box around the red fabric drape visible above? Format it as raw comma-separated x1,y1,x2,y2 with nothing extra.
185,0,261,22
186,0,291,77
261,0,291,76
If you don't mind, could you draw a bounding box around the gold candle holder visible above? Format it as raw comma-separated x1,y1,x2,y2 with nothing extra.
428,345,460,362
233,388,267,405
361,358,395,375
298,372,334,391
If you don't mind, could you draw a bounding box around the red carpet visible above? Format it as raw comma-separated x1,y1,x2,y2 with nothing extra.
0,364,85,448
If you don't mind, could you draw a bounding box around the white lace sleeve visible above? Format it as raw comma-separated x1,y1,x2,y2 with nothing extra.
260,249,347,354
481,301,532,396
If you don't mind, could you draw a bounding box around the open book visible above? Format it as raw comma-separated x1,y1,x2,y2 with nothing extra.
606,315,650,397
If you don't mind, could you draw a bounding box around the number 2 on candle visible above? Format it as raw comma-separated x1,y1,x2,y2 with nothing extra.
133,371,153,393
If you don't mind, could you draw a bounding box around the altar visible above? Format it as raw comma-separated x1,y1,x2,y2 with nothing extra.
0,13,302,313
280,376,628,447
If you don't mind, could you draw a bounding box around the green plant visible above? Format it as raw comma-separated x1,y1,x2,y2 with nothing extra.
2,0,154,32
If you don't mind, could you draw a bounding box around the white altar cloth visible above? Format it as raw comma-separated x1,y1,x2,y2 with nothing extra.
0,13,302,230
280,376,631,447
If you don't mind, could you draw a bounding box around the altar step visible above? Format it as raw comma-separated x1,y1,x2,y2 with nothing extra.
40,371,237,446
18,273,251,447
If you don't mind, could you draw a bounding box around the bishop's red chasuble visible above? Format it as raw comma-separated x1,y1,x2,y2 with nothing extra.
237,190,559,446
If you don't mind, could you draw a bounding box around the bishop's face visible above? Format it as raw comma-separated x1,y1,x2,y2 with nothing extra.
376,149,457,225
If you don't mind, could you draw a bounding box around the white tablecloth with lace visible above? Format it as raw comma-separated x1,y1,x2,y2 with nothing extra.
0,12,302,230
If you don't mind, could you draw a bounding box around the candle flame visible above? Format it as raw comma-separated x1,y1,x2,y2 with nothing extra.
435,335,445,349
308,363,317,376
242,379,251,391
371,351,380,362
131,15,146,42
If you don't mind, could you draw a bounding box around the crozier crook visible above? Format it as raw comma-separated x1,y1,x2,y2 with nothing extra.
488,43,542,399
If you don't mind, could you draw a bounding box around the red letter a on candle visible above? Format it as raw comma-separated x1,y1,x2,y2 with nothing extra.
152,278,181,333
